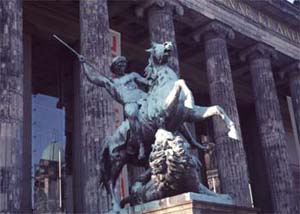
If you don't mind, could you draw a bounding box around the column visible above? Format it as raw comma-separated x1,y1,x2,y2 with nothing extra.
283,62,300,138
136,0,183,72
21,34,32,212
240,43,294,214
281,61,300,214
79,0,114,212
194,21,251,206
73,43,84,212
0,0,24,212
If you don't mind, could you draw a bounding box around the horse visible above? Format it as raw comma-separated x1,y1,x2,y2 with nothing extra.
99,41,240,210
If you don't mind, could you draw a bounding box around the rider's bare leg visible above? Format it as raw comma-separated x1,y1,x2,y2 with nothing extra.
187,105,240,140
128,118,145,160
125,103,145,160
165,79,194,109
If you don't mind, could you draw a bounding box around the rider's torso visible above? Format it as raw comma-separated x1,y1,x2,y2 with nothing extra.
113,76,147,104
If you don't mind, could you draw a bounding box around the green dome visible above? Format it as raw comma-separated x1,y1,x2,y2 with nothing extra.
41,141,65,162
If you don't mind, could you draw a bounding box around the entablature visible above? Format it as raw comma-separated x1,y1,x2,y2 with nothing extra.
178,0,300,60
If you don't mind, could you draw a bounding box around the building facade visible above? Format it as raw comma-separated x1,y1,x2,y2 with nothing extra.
0,0,299,213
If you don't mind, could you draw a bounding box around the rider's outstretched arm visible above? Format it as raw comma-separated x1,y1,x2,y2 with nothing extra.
81,61,114,89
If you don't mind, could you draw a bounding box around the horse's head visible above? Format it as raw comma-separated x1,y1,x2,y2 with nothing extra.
146,41,173,66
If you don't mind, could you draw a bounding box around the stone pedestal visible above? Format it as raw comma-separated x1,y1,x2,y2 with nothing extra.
118,193,258,214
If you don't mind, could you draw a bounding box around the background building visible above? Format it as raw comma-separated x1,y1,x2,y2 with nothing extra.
33,141,65,213
0,0,299,213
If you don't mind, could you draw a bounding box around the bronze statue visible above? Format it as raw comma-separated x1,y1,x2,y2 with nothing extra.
96,42,239,210
79,52,212,210
53,35,240,211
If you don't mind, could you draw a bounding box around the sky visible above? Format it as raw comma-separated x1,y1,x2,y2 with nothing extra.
32,94,66,166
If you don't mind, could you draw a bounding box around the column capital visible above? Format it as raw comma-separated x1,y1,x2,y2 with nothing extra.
135,0,184,18
240,43,277,62
279,61,300,79
193,21,235,42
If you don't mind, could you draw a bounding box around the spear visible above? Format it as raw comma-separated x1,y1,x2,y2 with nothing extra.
53,34,97,70
53,34,81,58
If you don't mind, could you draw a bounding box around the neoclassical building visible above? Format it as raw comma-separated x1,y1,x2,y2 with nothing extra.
0,0,299,213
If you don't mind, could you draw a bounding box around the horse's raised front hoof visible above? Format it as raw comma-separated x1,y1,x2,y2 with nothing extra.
184,99,193,109
227,125,241,140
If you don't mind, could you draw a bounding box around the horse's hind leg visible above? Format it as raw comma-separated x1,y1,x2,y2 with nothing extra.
101,121,130,210
109,154,128,211
165,79,194,110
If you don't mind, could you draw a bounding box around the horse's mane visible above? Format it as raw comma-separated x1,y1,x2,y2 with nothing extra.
144,57,161,91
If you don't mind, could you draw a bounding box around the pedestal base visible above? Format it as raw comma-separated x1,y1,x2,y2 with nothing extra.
119,192,258,214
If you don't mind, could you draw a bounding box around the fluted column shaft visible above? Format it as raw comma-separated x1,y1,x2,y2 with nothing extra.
282,62,300,214
21,35,32,213
240,43,294,214
136,0,183,72
79,0,114,212
194,21,251,206
0,0,24,212
285,62,300,138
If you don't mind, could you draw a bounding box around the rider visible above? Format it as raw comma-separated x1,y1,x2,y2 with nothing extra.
79,55,148,160
79,55,208,159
